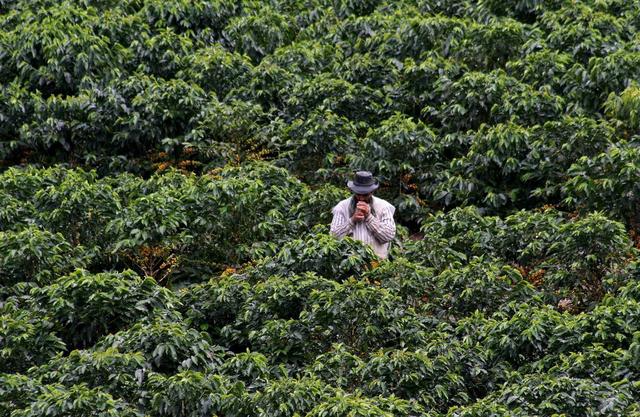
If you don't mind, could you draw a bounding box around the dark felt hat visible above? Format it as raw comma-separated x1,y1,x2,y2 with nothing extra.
347,171,379,194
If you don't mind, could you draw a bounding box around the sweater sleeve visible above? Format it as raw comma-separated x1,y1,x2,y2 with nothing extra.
364,205,395,243
330,205,353,238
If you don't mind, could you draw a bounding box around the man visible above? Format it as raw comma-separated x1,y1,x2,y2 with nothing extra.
330,171,396,259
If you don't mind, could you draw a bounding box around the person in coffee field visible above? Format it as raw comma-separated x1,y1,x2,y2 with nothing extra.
330,171,396,259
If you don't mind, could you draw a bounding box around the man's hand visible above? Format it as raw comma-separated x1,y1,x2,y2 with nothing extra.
352,201,370,223
357,202,370,217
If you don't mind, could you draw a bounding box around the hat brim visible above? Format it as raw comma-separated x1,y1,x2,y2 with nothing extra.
347,180,379,194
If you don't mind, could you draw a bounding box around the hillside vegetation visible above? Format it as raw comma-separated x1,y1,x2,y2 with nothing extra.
1,0,640,415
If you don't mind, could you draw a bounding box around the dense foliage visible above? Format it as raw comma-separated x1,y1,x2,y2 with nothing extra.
2,0,640,415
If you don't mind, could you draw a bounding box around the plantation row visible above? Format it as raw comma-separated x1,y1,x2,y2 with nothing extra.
0,163,346,281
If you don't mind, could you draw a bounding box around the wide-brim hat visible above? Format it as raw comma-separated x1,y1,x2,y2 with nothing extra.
347,171,379,194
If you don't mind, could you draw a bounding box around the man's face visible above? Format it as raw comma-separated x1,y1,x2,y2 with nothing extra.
354,192,372,203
